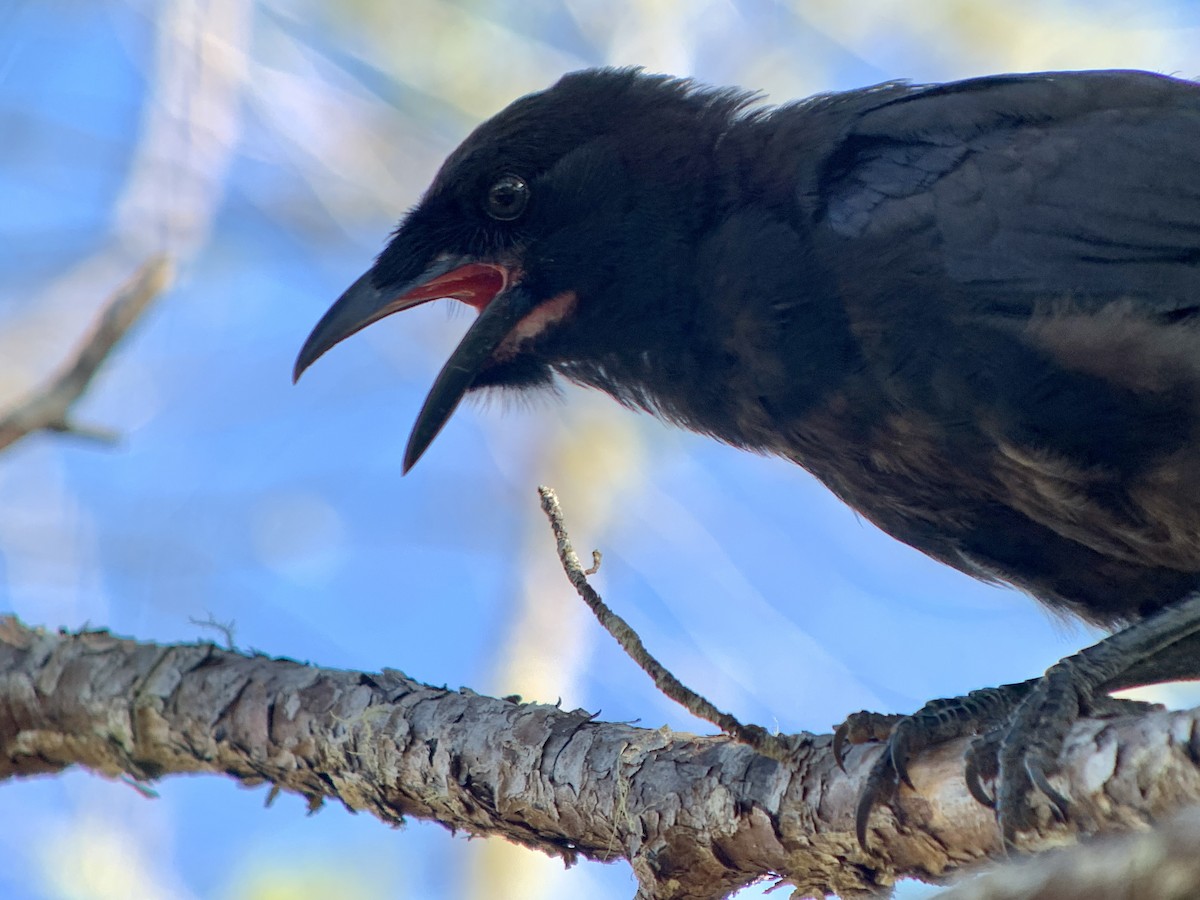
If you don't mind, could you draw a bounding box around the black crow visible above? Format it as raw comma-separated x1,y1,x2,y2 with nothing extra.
295,68,1200,849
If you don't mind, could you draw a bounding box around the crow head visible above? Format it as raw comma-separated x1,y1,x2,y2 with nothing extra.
294,68,758,470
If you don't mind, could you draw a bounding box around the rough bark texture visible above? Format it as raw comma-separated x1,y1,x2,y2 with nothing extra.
3,616,1200,900
941,807,1200,899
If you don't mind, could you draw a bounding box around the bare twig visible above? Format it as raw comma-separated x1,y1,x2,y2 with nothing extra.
0,256,174,452
537,485,792,762
189,614,238,650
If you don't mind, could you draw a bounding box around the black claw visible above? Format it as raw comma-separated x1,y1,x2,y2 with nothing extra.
842,676,1093,853
855,799,872,850
965,761,996,809
855,746,906,852
889,727,916,790
966,771,996,809
855,772,883,851
1026,759,1070,822
833,724,849,772
964,730,1001,809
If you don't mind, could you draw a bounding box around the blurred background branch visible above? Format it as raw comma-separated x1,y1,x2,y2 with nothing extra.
0,256,172,452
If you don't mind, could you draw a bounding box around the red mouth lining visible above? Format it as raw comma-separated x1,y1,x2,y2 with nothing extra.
396,262,510,311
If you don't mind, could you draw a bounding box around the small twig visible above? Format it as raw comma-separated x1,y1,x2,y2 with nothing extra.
189,613,238,650
119,775,161,799
0,256,174,453
537,485,792,763
44,420,122,444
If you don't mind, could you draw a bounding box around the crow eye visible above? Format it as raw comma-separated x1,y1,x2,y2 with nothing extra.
485,174,529,221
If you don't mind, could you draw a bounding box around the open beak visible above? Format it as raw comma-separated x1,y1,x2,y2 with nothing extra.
294,257,532,472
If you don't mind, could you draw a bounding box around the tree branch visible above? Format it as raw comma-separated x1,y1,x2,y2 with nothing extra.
537,485,792,763
4,616,1200,899
0,256,173,452
940,807,1200,899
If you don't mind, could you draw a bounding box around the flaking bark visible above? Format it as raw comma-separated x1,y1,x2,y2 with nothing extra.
3,616,1200,899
